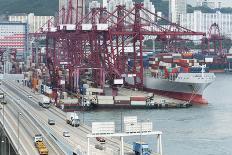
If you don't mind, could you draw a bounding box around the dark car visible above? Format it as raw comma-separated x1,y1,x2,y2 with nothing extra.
96,137,106,144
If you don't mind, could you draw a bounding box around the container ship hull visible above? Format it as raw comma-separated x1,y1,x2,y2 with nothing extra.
143,77,209,104
125,73,215,104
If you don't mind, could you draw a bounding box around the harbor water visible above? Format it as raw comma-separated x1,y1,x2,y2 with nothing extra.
83,73,232,155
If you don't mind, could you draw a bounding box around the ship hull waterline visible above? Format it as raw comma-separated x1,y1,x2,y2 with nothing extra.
125,75,213,104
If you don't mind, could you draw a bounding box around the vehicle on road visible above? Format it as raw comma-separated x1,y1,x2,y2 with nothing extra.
63,131,70,137
133,142,151,155
66,112,80,127
1,101,7,105
0,93,4,99
95,144,105,150
34,134,48,155
28,95,32,98
96,137,106,144
38,95,51,108
48,119,55,125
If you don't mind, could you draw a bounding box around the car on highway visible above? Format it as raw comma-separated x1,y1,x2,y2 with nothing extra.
1,101,7,105
96,137,106,144
63,131,70,137
48,119,55,125
28,95,32,98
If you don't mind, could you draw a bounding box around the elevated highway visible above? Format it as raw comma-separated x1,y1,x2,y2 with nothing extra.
0,80,134,155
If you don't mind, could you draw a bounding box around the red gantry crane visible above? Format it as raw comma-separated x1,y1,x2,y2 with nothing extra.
37,0,206,102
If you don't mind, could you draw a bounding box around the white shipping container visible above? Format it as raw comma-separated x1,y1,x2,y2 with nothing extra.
60,80,65,85
159,61,165,67
172,53,181,57
97,96,113,100
141,122,153,132
114,79,123,84
124,122,152,133
149,61,157,64
163,56,173,59
86,88,103,93
82,24,92,30
63,92,68,99
114,96,130,101
98,99,114,105
92,122,115,134
124,116,137,124
60,98,79,104
96,24,108,31
131,101,146,106
50,27,57,32
205,58,214,62
47,88,52,94
227,56,232,59
38,79,43,86
83,84,89,89
124,123,140,133
59,24,76,30
194,63,200,66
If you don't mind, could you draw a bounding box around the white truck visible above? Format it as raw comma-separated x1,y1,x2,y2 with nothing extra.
66,112,80,127
38,95,51,108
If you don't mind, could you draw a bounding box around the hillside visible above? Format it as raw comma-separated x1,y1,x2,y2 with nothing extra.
0,0,169,18
0,0,58,16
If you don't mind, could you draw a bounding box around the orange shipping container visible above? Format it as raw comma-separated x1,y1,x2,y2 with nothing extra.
130,96,146,101
173,59,181,63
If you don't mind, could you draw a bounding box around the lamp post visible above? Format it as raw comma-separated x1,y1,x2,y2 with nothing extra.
17,112,22,153
140,120,143,155
1,101,6,143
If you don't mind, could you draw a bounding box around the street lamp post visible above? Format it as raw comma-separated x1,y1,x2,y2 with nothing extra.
140,120,143,155
1,103,4,144
17,112,22,153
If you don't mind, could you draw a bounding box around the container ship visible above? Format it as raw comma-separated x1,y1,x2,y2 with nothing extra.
126,53,216,104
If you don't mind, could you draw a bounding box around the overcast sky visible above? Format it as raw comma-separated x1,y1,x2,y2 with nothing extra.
187,0,232,7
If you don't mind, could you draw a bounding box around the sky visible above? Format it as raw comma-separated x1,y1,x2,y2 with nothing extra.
187,0,232,7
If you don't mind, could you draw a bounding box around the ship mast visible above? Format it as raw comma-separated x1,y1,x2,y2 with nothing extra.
201,64,206,77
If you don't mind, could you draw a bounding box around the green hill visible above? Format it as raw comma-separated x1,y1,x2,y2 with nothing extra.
0,0,58,16
0,0,169,17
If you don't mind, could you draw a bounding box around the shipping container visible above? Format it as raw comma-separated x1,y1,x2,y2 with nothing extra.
130,96,146,101
131,101,146,106
98,100,114,105
114,96,130,101
114,100,131,105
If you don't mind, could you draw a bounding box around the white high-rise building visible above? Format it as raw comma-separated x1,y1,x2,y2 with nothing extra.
89,1,101,11
107,0,156,24
169,0,187,23
0,22,28,59
180,10,232,40
196,0,222,9
59,0,85,23
8,13,53,33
